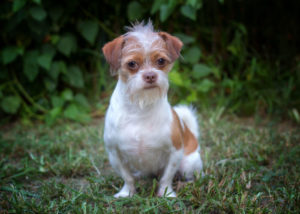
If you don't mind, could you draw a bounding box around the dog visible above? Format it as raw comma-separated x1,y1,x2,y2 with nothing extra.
102,21,203,198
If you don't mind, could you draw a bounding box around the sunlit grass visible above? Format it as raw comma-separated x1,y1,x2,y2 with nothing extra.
0,111,299,213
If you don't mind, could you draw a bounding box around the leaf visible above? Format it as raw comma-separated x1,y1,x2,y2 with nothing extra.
1,96,21,114
45,107,61,126
160,0,178,22
197,79,215,93
63,104,91,122
151,0,164,14
29,6,47,21
2,46,24,64
77,20,99,45
49,61,66,80
43,77,56,92
127,1,144,21
13,0,26,12
61,89,73,101
173,33,195,45
51,95,65,108
57,35,77,56
169,71,184,86
75,93,90,109
183,46,201,64
192,64,211,79
23,50,39,82
37,54,52,70
37,45,56,70
180,5,196,20
65,65,84,88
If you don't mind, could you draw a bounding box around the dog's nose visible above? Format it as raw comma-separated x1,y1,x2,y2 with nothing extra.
143,72,157,84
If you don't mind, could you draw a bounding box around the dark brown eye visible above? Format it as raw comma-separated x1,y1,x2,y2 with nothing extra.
157,58,166,66
127,61,138,69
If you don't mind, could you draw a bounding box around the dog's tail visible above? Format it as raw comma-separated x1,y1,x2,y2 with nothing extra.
173,105,200,139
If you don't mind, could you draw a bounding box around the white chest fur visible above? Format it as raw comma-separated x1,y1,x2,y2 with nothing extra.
104,81,176,176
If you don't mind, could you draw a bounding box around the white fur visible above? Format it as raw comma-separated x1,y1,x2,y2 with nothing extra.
103,22,203,197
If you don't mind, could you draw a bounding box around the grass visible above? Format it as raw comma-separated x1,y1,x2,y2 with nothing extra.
0,110,299,213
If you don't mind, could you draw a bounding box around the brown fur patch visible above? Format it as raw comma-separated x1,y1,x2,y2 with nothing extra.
182,123,198,155
171,109,184,150
171,109,198,154
158,32,183,62
102,36,124,75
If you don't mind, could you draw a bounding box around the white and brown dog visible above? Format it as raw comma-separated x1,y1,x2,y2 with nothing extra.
102,21,203,198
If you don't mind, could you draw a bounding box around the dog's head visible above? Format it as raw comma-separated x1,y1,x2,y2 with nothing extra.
102,21,183,108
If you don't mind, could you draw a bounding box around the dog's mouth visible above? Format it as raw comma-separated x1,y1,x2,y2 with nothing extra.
143,84,158,89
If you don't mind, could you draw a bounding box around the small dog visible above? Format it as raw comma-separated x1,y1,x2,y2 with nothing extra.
102,21,203,197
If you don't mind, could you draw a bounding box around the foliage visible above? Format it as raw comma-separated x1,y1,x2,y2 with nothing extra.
0,113,299,212
0,0,299,124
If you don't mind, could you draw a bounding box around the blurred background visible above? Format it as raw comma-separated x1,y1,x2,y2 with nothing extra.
1,0,299,125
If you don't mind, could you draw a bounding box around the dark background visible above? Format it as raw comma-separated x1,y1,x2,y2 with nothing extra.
1,0,299,125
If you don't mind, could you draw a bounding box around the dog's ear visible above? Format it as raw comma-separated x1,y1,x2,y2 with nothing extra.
158,32,183,62
102,36,124,75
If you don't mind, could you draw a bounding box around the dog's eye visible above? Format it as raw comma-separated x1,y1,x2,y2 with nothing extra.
127,61,138,69
157,58,166,66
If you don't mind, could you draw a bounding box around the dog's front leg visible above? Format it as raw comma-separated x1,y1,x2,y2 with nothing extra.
112,151,135,198
157,149,183,197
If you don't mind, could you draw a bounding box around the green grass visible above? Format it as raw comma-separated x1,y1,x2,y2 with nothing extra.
0,111,299,213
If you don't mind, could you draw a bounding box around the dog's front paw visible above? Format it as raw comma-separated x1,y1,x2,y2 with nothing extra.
114,190,133,198
114,184,135,198
157,186,176,198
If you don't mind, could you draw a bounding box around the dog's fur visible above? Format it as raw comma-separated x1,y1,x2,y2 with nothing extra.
102,21,203,197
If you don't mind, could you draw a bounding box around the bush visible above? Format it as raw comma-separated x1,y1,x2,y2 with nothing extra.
0,0,299,124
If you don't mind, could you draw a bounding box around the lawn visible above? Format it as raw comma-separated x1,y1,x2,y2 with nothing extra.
0,110,299,213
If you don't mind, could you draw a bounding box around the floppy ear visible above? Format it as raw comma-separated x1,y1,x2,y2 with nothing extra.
102,36,124,75
158,32,183,62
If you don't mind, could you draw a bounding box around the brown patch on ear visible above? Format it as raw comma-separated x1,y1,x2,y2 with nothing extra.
158,32,183,62
182,123,198,155
102,36,124,75
171,109,184,150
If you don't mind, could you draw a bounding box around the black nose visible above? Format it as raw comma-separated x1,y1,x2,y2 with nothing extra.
143,72,157,84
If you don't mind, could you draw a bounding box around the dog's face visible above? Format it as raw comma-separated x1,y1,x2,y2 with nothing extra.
102,23,183,108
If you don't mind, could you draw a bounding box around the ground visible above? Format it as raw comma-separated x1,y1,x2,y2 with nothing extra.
0,110,299,213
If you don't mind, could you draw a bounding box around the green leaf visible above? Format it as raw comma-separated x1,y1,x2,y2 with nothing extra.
44,77,56,92
2,46,24,64
151,0,164,14
61,89,73,101
29,6,47,21
192,64,211,79
180,5,196,20
63,104,91,122
169,71,184,86
173,33,195,45
75,93,90,109
1,96,21,114
127,1,144,21
160,0,178,22
197,79,215,93
183,46,201,64
32,0,41,4
37,54,52,70
57,35,77,56
51,95,65,108
49,61,66,80
65,66,84,88
77,20,99,45
23,50,39,82
13,0,26,12
45,107,61,126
